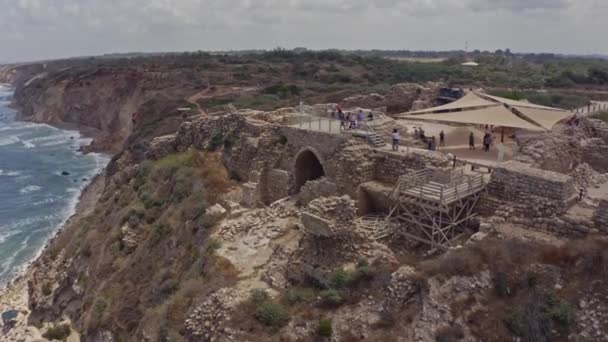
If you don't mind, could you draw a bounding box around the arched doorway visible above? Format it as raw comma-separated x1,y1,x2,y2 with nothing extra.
294,149,325,193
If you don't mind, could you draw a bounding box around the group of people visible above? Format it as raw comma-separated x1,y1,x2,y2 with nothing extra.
468,131,496,152
334,106,374,130
413,127,446,151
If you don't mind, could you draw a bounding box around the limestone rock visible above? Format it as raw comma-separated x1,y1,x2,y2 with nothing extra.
385,266,419,307
205,203,228,223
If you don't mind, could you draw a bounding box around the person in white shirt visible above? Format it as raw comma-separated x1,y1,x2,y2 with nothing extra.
392,128,400,151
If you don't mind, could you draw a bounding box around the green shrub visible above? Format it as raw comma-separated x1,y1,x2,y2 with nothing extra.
331,269,352,289
42,282,53,296
319,289,343,307
548,302,576,327
223,134,238,149
93,298,108,321
208,132,224,151
124,208,145,227
43,324,71,341
250,289,270,305
254,302,290,328
282,287,315,306
151,223,170,244
318,319,332,337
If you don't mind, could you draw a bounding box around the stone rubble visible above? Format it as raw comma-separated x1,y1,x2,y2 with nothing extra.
217,200,299,243
185,288,240,341
569,162,608,190
384,265,419,308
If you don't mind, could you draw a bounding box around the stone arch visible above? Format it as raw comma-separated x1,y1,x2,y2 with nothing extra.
294,147,326,194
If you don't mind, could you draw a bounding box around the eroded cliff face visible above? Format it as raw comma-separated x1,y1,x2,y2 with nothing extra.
11,64,207,153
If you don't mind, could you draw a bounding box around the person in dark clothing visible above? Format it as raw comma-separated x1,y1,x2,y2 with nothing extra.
483,133,492,152
439,130,445,147
469,132,475,150
338,111,346,130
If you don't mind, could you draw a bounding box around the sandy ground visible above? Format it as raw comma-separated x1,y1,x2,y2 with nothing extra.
395,119,533,165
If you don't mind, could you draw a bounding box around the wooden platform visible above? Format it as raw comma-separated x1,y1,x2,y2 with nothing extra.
383,168,487,248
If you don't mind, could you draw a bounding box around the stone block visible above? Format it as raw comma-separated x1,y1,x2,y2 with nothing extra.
301,212,335,237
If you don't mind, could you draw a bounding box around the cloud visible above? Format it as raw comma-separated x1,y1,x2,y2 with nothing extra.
0,0,605,62
468,0,573,12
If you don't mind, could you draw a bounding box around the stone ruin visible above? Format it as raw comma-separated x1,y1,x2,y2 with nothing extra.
300,195,357,237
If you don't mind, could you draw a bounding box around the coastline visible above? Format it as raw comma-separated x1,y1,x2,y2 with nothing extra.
0,85,112,337
0,172,107,339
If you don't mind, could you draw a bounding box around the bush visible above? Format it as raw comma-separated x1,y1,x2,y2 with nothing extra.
151,223,170,244
250,289,270,305
330,269,352,288
208,132,224,151
254,302,290,328
319,289,343,307
42,282,53,296
282,287,315,306
43,324,71,341
548,302,576,327
318,319,332,337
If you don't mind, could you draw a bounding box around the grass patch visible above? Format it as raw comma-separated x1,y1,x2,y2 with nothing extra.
42,282,53,296
318,319,332,337
43,324,71,341
591,110,608,123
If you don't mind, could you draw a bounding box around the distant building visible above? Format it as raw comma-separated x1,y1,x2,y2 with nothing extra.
461,61,479,67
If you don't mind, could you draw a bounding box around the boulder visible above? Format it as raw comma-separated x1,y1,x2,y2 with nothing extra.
205,204,228,223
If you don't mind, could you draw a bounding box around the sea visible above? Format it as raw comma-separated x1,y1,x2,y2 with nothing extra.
0,83,109,287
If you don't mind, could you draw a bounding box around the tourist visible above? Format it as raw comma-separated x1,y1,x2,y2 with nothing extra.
392,129,400,151
483,133,491,152
357,110,364,127
469,132,475,150
346,113,352,129
439,130,445,147
349,113,357,129
419,128,426,142
427,137,433,150
431,136,437,151
367,112,374,121
497,142,505,162
338,111,346,130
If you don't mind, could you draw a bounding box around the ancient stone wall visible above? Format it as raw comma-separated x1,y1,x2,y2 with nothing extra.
486,161,577,217
263,169,290,203
373,149,450,184
298,178,339,206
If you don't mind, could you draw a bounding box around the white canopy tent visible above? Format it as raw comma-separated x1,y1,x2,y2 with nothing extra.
396,91,572,131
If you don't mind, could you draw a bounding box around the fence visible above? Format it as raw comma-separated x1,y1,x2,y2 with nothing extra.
292,116,341,134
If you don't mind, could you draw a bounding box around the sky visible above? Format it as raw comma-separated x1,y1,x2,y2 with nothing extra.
0,0,606,62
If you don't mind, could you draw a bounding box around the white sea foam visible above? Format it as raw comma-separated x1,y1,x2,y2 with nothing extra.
0,135,20,146
0,169,21,177
19,185,42,194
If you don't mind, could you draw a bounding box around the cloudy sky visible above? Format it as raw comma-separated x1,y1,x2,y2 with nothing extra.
0,0,606,62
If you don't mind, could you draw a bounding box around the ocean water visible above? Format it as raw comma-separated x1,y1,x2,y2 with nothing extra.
0,84,109,286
